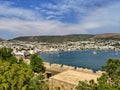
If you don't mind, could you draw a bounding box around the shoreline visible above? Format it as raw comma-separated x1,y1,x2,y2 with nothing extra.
38,48,120,54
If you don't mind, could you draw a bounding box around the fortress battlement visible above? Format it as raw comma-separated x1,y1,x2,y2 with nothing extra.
43,62,104,75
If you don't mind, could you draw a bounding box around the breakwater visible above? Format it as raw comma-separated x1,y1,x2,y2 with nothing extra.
44,62,104,75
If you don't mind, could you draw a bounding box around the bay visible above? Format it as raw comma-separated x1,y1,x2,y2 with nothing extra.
39,50,120,71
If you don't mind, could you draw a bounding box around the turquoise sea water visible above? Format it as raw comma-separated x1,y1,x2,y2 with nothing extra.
39,50,120,71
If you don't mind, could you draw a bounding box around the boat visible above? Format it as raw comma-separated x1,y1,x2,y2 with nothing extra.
93,51,97,54
115,50,118,55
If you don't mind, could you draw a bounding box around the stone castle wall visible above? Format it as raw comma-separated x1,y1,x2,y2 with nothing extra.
49,77,76,90
43,62,104,75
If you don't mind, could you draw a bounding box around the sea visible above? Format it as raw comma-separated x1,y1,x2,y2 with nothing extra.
39,50,120,71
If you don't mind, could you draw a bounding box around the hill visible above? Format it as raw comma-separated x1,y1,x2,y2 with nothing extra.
91,33,120,40
11,34,94,43
0,38,5,41
11,33,120,43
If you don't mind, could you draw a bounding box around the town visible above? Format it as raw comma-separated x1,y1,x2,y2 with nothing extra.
0,40,120,57
0,39,120,90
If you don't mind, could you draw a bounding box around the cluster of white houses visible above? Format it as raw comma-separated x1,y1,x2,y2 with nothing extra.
0,40,120,55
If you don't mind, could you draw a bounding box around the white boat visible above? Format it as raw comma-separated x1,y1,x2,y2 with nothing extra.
115,50,118,55
93,51,97,54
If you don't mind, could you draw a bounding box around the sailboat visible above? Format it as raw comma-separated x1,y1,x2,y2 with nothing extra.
115,50,118,55
93,51,97,54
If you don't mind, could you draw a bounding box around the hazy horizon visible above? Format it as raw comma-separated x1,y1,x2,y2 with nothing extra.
0,0,120,39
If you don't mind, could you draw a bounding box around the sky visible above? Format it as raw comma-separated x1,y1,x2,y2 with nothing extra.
0,0,120,39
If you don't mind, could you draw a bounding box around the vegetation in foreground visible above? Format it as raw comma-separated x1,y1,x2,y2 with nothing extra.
0,47,48,90
0,47,120,90
76,59,120,90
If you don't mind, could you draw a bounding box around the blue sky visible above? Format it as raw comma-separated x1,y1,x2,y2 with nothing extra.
0,0,120,39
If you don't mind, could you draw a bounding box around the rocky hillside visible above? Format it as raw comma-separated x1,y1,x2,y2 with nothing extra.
91,33,120,40
0,38,5,41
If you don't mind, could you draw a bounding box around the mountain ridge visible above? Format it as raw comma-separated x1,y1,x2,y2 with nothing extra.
10,33,120,43
11,34,94,43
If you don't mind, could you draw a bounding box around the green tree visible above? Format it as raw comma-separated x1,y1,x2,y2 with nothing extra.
28,74,48,90
0,47,17,63
101,59,120,89
0,61,48,90
0,61,32,90
0,48,48,90
30,54,45,73
76,59,120,90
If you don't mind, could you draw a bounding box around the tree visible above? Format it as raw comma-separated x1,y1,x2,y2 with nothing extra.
30,54,45,73
0,47,17,64
0,48,48,90
0,61,48,90
0,61,32,90
101,59,120,89
28,74,48,90
76,59,120,90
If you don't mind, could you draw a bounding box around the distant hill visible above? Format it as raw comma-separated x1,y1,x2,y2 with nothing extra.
11,33,120,43
91,33,120,40
0,38,5,41
11,34,94,43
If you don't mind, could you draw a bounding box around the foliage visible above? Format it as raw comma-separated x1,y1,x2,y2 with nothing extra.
76,59,120,90
29,74,48,90
0,61,48,90
0,47,48,90
0,47,17,64
30,54,45,73
101,59,120,89
76,80,97,90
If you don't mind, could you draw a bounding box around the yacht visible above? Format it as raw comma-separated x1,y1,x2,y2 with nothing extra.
93,51,97,54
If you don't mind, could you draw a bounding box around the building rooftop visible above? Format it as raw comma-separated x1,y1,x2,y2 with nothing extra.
50,70,100,85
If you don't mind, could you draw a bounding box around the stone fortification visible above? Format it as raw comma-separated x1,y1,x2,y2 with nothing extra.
49,70,101,90
43,62,104,75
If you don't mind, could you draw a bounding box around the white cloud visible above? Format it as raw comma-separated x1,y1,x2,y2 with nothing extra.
81,2,120,33
0,3,41,20
81,23,103,30
0,0,120,38
0,18,89,36
0,1,89,37
39,1,80,20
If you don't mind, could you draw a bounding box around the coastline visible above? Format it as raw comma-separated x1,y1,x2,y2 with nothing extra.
38,48,120,54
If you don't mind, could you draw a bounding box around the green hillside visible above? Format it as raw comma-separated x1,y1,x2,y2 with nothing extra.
11,33,120,43
12,34,94,43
